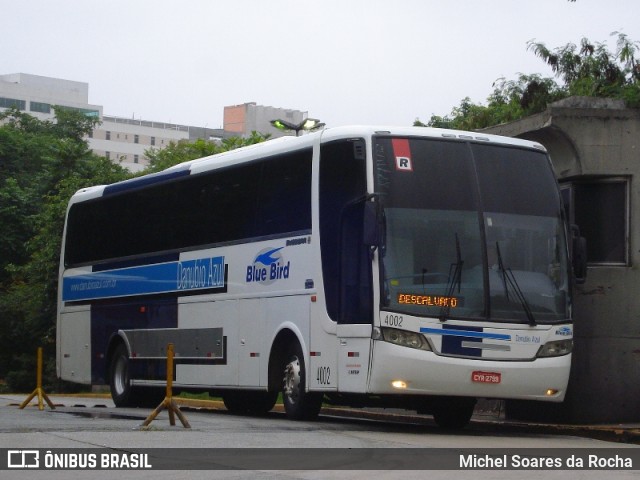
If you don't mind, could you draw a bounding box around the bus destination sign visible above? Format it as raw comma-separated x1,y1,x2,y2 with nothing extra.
397,293,462,308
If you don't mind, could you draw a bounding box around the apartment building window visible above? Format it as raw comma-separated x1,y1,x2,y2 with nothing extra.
30,102,51,114
60,106,100,118
106,131,111,140
134,135,139,144
561,177,629,265
151,136,156,146
134,155,139,164
0,97,26,110
106,152,110,160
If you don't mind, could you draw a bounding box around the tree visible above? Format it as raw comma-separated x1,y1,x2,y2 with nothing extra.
416,73,565,130
527,33,640,106
416,33,640,130
0,109,131,391
144,131,271,173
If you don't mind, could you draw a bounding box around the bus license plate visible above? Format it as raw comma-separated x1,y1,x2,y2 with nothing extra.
472,371,501,384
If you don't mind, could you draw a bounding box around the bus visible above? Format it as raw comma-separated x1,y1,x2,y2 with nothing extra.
57,126,583,428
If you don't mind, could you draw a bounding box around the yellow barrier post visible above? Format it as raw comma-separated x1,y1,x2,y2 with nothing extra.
19,347,55,411
141,343,190,428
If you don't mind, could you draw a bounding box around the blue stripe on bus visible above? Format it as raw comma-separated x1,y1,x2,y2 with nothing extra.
63,256,225,302
420,327,511,341
103,167,190,196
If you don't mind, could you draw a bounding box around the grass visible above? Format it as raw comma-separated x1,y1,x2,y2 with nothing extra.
178,391,284,404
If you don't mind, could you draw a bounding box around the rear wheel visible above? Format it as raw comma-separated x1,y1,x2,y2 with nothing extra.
282,343,323,420
109,343,135,407
109,343,163,407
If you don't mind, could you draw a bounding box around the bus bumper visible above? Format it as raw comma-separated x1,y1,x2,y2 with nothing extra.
368,341,571,401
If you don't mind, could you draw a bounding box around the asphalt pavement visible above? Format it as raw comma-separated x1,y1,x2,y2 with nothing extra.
1,393,639,445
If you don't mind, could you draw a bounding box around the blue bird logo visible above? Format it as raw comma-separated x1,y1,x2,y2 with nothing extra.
254,247,284,266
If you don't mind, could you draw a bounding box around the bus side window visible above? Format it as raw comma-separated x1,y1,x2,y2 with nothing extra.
320,139,370,324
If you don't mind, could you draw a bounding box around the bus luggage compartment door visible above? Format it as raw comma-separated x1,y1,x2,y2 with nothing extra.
337,324,372,393
59,310,92,384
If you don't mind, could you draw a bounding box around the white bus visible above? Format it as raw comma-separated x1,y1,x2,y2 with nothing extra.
57,126,582,428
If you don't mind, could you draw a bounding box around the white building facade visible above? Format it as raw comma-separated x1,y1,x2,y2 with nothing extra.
1,74,308,172
0,73,202,172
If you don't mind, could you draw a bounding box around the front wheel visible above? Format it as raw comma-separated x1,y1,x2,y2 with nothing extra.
282,344,323,420
432,397,476,429
222,391,277,415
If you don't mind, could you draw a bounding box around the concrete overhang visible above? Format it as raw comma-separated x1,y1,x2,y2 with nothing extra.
480,97,636,180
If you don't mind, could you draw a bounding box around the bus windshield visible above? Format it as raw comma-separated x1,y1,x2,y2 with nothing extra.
375,136,570,324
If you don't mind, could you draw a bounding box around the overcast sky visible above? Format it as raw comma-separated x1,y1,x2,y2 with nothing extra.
3,0,639,129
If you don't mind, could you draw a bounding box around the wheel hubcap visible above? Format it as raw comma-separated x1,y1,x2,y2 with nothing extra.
283,355,301,404
113,356,128,396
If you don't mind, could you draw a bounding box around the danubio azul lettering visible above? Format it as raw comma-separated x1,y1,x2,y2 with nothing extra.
62,256,225,302
177,257,224,291
176,257,224,290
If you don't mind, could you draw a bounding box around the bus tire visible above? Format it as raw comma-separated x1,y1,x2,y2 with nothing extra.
432,397,476,429
246,391,278,415
282,343,323,420
223,391,277,415
222,391,250,414
109,343,136,407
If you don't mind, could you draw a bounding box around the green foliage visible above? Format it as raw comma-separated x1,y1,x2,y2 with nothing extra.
416,33,640,130
0,109,131,391
144,131,270,173
527,33,640,105
416,74,565,130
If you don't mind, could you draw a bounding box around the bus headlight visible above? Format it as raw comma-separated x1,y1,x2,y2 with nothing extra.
537,339,573,358
380,327,432,351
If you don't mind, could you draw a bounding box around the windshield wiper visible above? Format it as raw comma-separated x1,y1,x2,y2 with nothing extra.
439,233,464,322
495,242,536,326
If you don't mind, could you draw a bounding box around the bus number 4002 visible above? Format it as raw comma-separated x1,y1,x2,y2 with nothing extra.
317,366,331,385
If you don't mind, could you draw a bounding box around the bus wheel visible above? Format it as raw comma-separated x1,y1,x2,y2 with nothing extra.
432,397,476,429
282,344,322,420
246,391,278,415
222,391,250,414
109,343,135,407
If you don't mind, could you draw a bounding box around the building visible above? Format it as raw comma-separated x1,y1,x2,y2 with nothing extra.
0,73,226,172
484,97,640,424
223,102,308,138
0,72,102,120
90,116,225,172
1,75,310,171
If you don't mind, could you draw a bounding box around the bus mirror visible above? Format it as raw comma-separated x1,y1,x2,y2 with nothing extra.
363,201,380,248
571,225,587,284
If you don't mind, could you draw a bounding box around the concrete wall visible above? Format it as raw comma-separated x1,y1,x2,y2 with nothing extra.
485,97,640,423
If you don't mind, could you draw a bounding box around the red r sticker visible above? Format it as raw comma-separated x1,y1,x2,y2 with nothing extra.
391,138,413,171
